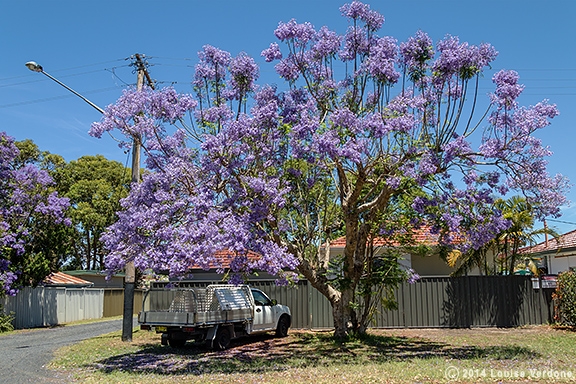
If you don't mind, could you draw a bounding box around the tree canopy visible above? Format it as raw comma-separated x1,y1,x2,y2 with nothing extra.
89,1,569,336
0,132,70,295
0,136,129,296
54,155,130,270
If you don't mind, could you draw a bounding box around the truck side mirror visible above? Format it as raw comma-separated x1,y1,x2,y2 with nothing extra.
271,299,277,306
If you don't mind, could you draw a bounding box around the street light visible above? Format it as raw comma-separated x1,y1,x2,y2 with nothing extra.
26,60,137,342
25,61,105,114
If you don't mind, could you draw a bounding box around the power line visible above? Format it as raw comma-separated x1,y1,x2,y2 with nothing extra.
42,58,129,73
546,219,576,226
513,69,576,72
0,86,131,109
0,59,129,82
0,66,133,89
105,67,131,87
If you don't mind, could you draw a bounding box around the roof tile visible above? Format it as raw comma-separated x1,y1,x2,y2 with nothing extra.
520,229,576,254
330,226,441,248
43,272,94,287
190,249,261,269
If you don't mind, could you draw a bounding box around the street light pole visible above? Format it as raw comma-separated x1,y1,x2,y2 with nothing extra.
25,61,105,114
27,58,155,343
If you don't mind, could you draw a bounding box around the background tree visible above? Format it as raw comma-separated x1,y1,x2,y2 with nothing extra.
495,196,557,275
90,1,569,337
447,196,558,276
0,133,69,295
53,155,130,270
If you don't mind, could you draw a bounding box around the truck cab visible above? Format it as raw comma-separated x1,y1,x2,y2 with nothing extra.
250,288,290,335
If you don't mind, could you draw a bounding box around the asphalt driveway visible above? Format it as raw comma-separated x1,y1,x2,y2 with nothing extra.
0,318,137,384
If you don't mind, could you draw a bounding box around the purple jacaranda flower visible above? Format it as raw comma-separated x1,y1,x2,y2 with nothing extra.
228,52,259,101
331,108,359,132
406,268,420,284
340,26,370,60
366,36,400,84
419,151,439,175
442,134,473,163
432,35,497,82
274,19,316,45
400,30,434,69
90,87,196,150
340,1,384,32
311,26,341,59
490,70,524,108
261,43,283,62
386,176,401,189
275,58,300,82
198,44,231,68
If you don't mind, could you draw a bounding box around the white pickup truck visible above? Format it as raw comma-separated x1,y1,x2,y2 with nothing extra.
138,284,291,350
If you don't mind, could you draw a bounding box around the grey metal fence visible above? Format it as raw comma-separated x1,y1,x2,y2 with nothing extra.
2,276,554,330
251,276,553,329
374,276,553,328
2,287,104,329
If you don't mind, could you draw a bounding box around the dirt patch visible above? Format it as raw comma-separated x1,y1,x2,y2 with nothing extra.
375,324,559,340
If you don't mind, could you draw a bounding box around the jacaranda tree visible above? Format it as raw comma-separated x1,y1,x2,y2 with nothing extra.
90,2,569,337
0,132,70,296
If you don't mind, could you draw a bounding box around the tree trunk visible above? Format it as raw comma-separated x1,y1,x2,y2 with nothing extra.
296,258,353,338
85,231,91,270
92,243,97,270
322,286,354,338
331,292,348,339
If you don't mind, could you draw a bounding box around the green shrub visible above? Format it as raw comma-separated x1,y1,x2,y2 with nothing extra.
553,270,576,326
0,304,14,332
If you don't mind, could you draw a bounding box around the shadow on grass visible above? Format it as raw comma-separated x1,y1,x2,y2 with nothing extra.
89,330,540,376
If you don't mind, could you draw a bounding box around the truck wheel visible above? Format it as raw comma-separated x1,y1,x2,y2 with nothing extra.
214,327,231,350
168,338,186,348
275,316,290,337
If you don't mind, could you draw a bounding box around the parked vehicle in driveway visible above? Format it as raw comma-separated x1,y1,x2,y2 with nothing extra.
138,284,291,350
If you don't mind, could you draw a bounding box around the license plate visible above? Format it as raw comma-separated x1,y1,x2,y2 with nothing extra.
155,326,167,332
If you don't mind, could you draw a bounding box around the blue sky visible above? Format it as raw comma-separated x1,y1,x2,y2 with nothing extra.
1,0,575,235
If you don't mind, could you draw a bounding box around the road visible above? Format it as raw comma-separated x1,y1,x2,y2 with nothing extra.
0,318,137,384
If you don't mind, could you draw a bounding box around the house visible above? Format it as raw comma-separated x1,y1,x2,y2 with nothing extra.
62,270,125,288
155,227,483,283
154,250,281,285
43,271,94,288
328,226,491,277
520,229,576,275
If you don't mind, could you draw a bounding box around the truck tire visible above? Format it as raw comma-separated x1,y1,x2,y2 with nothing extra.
275,315,290,337
168,338,186,348
214,327,231,350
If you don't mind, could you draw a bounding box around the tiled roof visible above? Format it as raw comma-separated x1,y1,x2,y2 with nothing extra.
43,272,94,287
520,229,576,254
190,249,261,270
330,226,441,248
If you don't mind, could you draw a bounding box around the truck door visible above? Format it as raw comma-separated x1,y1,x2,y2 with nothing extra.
251,289,276,331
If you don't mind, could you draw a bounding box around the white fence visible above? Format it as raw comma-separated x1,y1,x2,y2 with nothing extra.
2,287,104,329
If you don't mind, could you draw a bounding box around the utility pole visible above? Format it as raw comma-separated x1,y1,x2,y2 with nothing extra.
122,53,154,342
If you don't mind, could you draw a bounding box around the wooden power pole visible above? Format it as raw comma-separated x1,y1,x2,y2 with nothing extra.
122,53,154,342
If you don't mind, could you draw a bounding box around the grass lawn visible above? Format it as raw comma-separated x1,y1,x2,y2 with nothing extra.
49,325,576,383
